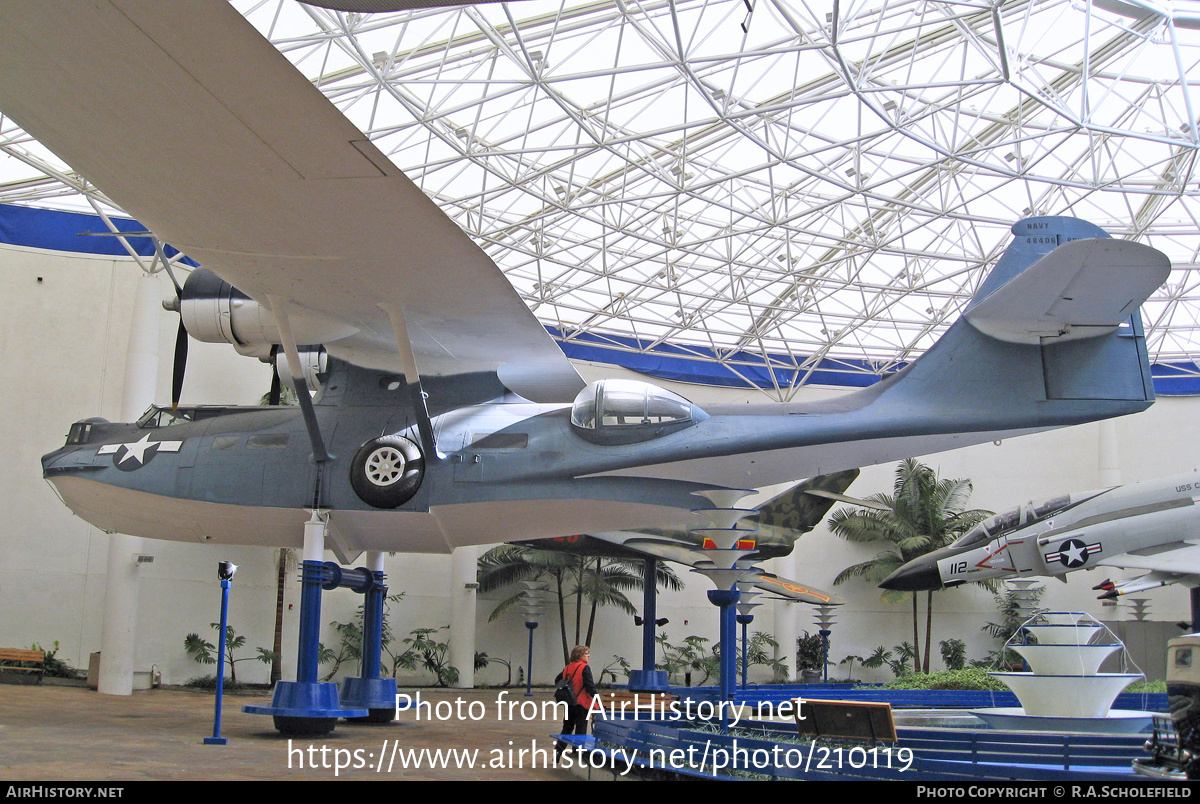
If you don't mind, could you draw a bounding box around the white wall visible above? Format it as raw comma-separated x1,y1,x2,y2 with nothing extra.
1,242,1192,689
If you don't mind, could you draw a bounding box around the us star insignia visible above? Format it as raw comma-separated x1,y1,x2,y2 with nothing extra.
97,433,183,469
1044,537,1101,568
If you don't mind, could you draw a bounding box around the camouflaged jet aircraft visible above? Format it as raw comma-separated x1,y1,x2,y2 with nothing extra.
520,471,865,605
8,2,1172,559
881,473,1200,599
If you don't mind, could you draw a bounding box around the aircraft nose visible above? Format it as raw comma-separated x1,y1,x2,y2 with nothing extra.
880,558,943,591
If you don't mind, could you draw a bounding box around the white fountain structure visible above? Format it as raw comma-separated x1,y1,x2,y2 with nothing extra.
972,611,1153,733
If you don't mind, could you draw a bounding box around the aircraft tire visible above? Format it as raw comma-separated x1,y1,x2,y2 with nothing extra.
350,435,424,509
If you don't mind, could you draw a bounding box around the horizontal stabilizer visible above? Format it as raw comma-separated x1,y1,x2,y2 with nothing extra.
965,237,1169,344
803,488,890,512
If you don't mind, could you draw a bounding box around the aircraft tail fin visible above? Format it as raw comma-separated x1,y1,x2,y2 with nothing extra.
752,469,859,531
876,217,1167,424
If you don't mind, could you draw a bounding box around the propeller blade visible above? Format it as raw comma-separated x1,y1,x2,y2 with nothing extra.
171,319,188,412
268,362,282,406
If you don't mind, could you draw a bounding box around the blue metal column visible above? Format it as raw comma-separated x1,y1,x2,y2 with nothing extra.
340,557,399,722
707,588,739,719
1192,587,1200,633
737,613,753,689
361,573,384,679
629,559,669,691
819,628,831,683
524,621,538,697
295,560,325,683
202,578,231,746
244,517,367,732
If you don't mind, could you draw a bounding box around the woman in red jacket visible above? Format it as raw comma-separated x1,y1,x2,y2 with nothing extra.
556,645,598,743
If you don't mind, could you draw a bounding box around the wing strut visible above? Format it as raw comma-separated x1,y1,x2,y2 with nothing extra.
269,296,331,464
380,303,439,458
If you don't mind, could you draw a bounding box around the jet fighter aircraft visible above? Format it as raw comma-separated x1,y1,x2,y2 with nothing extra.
5,2,1172,557
881,473,1200,599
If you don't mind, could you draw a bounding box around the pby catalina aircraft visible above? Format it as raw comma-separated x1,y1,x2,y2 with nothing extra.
520,472,864,605
881,473,1200,599
4,2,1171,558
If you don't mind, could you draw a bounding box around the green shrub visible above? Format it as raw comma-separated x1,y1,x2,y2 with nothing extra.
29,642,78,679
880,667,1009,691
1125,679,1166,694
183,674,251,691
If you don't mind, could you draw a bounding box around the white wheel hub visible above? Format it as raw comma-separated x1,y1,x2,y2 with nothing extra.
365,447,405,486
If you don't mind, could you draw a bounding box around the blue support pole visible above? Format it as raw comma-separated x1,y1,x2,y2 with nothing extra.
244,559,367,730
296,560,325,683
360,573,384,680
203,578,231,746
707,588,739,729
819,628,831,683
340,564,398,722
629,559,669,691
642,559,656,675
524,621,538,697
737,614,754,689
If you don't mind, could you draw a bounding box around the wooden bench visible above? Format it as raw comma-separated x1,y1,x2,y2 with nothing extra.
0,648,46,683
793,697,897,743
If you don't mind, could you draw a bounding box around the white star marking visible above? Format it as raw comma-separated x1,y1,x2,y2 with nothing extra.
118,433,159,466
1061,542,1087,566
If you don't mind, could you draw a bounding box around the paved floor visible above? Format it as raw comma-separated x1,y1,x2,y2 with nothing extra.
0,680,580,781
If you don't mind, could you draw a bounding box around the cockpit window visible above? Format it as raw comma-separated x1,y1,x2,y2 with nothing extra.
570,379,705,444
572,379,693,429
951,492,1097,549
136,405,194,429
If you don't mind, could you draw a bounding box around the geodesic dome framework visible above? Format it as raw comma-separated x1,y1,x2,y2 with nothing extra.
2,0,1200,399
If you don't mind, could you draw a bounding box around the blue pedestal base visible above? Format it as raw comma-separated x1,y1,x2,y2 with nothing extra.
202,736,228,745
244,681,367,735
340,677,399,723
627,670,670,691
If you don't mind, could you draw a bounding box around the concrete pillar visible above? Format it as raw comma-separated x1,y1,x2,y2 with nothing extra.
98,270,160,696
448,545,479,688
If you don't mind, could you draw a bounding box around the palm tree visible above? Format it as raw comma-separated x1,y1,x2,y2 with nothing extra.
270,548,297,684
477,545,683,665
829,459,992,673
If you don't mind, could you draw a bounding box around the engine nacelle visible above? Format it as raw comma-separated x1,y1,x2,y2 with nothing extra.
275,346,328,394
178,268,280,359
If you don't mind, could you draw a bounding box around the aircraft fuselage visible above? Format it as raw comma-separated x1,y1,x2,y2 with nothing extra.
881,473,1200,591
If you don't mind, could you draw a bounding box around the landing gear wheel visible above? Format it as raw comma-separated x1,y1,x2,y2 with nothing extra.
350,435,424,509
274,716,337,736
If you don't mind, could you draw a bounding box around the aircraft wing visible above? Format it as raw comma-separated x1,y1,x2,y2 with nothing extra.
0,1,584,402
591,535,844,606
750,572,842,606
1097,540,1200,576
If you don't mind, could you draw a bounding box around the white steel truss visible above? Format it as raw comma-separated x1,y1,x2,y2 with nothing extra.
3,0,1200,399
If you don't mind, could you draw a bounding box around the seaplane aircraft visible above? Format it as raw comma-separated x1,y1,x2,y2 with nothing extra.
3,2,1172,560
881,473,1200,601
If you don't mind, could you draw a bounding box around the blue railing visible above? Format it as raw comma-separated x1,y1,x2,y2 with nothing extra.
670,684,1167,712
580,717,1155,781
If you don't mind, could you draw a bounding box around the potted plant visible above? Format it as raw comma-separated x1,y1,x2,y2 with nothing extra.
796,631,825,683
